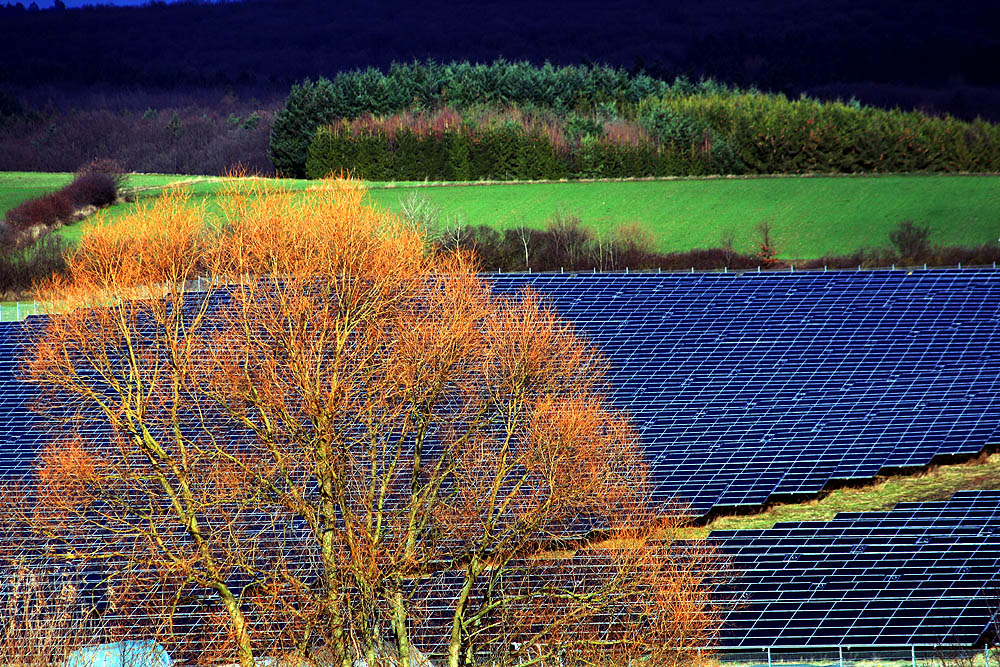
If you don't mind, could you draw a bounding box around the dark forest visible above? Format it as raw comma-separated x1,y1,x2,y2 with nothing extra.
3,0,999,121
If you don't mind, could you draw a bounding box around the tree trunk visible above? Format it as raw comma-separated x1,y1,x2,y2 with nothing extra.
447,559,481,667
392,584,412,667
217,586,255,667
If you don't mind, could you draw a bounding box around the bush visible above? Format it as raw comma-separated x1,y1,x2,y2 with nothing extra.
65,172,118,208
0,224,68,297
6,159,125,232
4,191,74,231
889,220,932,262
799,248,897,270
77,157,127,191
928,243,1000,267
657,247,761,271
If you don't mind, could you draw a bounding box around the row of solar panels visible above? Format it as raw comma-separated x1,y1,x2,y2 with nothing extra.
706,490,1000,648
490,271,1000,510
4,490,993,652
0,270,998,651
2,270,999,513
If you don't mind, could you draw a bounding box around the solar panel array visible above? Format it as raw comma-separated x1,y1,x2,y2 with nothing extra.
1,269,999,652
490,270,1000,511
709,490,1000,648
2,269,1000,514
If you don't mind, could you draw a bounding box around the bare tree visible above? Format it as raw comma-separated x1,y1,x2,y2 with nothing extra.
17,176,726,667
720,228,737,266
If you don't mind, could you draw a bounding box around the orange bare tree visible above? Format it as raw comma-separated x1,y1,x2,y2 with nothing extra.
19,176,727,667
23,188,264,666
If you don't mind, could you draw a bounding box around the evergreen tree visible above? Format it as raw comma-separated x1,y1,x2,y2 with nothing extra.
269,78,341,178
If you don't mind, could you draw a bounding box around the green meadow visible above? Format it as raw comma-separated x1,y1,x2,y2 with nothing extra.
2,172,999,259
366,175,1000,259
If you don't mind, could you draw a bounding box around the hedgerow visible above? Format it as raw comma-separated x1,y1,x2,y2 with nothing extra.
4,159,125,233
0,222,67,298
279,60,1000,180
304,106,737,180
663,93,1000,174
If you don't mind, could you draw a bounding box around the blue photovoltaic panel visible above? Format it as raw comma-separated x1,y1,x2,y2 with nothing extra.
709,490,1000,648
1,270,1000,514
488,270,1000,512
1,270,1000,650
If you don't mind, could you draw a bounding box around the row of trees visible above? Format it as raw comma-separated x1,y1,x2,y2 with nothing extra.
273,62,1000,179
0,104,275,175
4,0,999,119
9,178,725,666
268,63,735,177
303,107,737,181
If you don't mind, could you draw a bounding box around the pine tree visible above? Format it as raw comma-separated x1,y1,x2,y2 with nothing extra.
268,78,341,178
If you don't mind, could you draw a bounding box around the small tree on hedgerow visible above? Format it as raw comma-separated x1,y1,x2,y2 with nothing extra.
17,177,727,667
753,220,779,268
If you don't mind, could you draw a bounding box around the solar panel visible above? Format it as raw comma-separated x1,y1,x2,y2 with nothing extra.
486,270,1000,511
2,270,1000,514
1,270,999,653
707,490,1000,649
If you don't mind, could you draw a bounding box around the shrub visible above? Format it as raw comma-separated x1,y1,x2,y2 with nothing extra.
76,157,127,192
0,224,68,297
799,248,897,270
657,247,760,271
604,222,660,269
4,191,74,231
753,221,779,267
65,172,118,208
889,220,932,262
6,158,126,232
928,243,1000,267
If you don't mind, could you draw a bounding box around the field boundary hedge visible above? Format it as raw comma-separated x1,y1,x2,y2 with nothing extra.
278,62,1000,180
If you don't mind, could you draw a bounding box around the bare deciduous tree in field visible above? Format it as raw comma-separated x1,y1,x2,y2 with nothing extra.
16,176,726,667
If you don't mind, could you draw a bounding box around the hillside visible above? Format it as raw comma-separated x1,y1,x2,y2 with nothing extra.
2,0,999,122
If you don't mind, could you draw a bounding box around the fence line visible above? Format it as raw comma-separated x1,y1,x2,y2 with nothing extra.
2,263,998,323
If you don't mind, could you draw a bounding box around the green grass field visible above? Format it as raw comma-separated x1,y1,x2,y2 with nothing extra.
3,172,999,259
0,171,78,220
365,175,1000,259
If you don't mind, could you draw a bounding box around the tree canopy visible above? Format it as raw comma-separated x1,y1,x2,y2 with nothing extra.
16,177,726,667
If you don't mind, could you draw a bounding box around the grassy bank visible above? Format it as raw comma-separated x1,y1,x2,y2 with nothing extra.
682,451,1000,538
366,175,1000,259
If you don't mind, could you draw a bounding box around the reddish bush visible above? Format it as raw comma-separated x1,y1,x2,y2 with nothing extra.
658,248,761,271
6,158,124,235
5,191,74,231
929,244,1000,267
77,157,127,190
